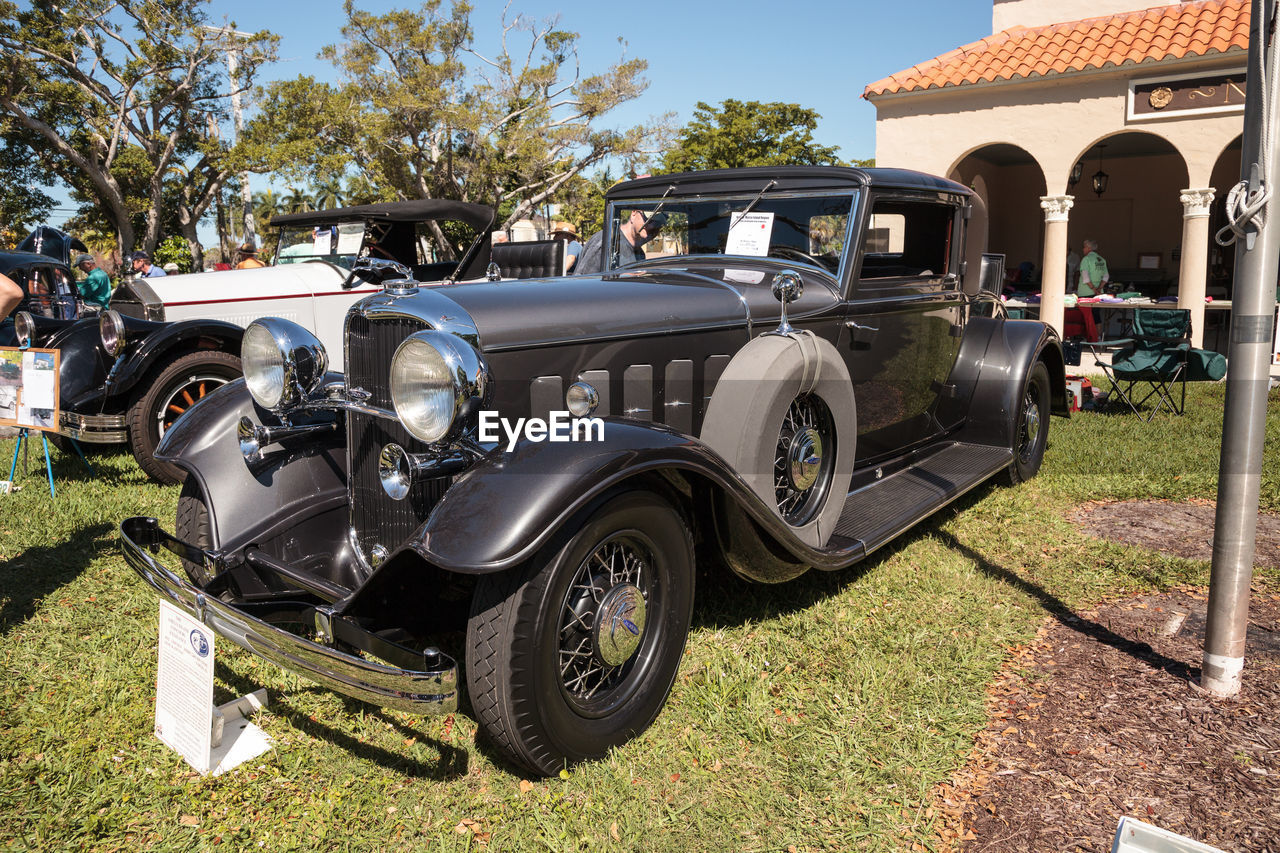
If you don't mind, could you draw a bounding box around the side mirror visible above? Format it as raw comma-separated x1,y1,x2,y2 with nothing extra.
978,253,1005,295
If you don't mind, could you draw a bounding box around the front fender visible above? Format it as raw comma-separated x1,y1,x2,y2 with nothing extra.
153,377,348,553
106,319,245,398
405,419,853,575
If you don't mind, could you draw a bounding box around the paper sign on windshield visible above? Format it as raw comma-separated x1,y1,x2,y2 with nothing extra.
726,212,775,256
312,228,334,257
336,223,364,254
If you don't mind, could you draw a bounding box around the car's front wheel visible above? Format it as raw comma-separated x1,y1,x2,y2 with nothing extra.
465,490,695,775
127,350,242,485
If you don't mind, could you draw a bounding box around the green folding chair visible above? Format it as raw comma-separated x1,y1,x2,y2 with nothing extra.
1085,308,1226,421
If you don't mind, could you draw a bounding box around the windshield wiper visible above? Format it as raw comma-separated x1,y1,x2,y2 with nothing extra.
731,179,777,226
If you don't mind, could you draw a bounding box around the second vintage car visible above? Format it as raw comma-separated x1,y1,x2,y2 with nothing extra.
122,166,1066,774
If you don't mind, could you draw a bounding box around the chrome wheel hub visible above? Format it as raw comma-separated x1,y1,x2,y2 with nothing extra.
592,583,647,666
1021,394,1042,459
785,427,824,491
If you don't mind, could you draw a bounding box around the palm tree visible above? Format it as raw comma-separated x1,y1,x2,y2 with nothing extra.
282,188,315,215
312,178,344,210
252,189,282,227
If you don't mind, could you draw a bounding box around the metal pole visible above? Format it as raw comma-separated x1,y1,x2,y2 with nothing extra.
1202,0,1280,696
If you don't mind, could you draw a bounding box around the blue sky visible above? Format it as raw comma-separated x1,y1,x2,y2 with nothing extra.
47,0,996,235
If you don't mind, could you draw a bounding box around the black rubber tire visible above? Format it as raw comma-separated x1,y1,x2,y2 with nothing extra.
465,490,695,775
1005,361,1051,485
175,477,215,586
126,350,241,485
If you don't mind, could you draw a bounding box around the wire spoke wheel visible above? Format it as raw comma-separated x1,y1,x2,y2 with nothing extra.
557,533,653,714
773,394,836,526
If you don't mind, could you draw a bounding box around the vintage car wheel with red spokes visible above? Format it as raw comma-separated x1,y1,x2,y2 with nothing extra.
127,350,242,485
465,490,695,775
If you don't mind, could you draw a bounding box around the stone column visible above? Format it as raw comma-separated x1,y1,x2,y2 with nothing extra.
1039,195,1074,336
1178,188,1216,348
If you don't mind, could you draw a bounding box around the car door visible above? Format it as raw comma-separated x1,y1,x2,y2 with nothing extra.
842,192,966,462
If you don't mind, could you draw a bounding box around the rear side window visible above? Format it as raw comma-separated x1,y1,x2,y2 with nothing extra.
859,199,955,281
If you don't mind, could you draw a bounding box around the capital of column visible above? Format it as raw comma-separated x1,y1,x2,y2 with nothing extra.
1040,194,1074,223
1180,187,1216,218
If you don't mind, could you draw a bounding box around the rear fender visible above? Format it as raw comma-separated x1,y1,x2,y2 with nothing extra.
955,319,1066,449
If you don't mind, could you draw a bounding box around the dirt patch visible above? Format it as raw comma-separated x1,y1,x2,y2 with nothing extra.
930,500,1280,852
935,588,1280,852
1071,499,1280,567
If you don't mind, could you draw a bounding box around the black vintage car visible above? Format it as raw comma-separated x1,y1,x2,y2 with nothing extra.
121,166,1066,774
1,226,89,321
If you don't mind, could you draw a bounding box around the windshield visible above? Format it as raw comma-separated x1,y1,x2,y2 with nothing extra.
604,191,858,276
275,223,366,269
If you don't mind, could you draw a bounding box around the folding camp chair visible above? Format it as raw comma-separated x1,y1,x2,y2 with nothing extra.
1084,308,1224,421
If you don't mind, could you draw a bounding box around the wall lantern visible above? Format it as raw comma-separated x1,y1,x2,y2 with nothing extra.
1091,145,1109,197
1068,160,1084,188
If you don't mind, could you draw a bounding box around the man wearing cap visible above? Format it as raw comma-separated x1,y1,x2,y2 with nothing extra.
131,251,166,278
74,254,112,309
551,225,584,273
235,241,266,270
574,209,665,275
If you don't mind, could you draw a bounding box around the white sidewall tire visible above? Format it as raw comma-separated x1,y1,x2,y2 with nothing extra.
700,333,855,548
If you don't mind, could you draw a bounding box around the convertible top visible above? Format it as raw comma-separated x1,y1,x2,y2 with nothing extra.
609,166,971,201
270,199,495,232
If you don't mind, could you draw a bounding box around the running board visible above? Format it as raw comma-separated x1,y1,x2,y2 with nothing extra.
830,443,1013,557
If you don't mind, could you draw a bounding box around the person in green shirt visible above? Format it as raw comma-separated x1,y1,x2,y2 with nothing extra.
74,254,112,310
1077,239,1110,297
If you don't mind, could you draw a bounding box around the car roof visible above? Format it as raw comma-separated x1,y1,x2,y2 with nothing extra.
607,166,971,201
270,199,496,232
0,250,69,274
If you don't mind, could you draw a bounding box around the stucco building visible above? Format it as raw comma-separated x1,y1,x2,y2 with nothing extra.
864,0,1250,347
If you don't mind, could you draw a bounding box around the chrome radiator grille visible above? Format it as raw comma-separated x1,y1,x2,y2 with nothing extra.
345,314,449,556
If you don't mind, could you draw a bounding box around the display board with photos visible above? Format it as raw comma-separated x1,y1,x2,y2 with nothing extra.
0,347,60,432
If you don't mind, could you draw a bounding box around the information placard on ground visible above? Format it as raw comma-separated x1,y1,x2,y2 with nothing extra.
154,600,272,775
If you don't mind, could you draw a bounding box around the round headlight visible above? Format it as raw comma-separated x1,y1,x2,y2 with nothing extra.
390,331,489,443
13,311,36,349
241,318,328,411
99,310,126,357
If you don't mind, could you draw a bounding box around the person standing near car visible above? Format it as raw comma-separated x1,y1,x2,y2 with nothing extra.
1077,239,1110,296
574,210,666,274
130,251,166,278
74,254,112,309
234,242,266,270
0,271,22,324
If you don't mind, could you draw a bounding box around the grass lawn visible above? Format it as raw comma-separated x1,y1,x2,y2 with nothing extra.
1,382,1278,852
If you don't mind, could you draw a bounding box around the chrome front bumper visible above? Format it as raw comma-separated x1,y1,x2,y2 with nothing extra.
61,411,127,444
120,517,458,714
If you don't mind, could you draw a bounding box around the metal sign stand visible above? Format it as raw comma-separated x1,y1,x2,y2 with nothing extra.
6,428,94,498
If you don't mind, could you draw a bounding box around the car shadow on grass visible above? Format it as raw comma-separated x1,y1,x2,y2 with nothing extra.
0,521,113,636
935,529,1196,682
212,664,471,781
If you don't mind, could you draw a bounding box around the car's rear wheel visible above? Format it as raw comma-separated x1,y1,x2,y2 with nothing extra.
127,350,241,485
1004,361,1050,485
466,490,694,775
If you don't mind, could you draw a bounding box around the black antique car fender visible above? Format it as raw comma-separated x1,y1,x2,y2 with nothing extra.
102,317,244,398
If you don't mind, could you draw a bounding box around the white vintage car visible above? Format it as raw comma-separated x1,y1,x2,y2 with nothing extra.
110,200,499,369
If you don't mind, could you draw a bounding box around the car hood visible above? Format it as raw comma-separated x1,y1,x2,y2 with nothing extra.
442,264,841,351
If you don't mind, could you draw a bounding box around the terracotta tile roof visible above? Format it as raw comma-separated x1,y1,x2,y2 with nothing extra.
864,0,1249,98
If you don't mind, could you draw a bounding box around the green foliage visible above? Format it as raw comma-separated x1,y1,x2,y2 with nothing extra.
554,168,617,237
0,0,279,256
246,1,670,228
661,99,844,173
0,126,55,237
151,235,194,274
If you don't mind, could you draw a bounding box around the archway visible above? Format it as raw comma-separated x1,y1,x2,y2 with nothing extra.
1066,132,1189,296
950,144,1046,283
1209,135,1243,298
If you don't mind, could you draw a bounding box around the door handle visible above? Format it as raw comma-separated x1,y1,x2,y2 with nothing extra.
844,319,878,350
